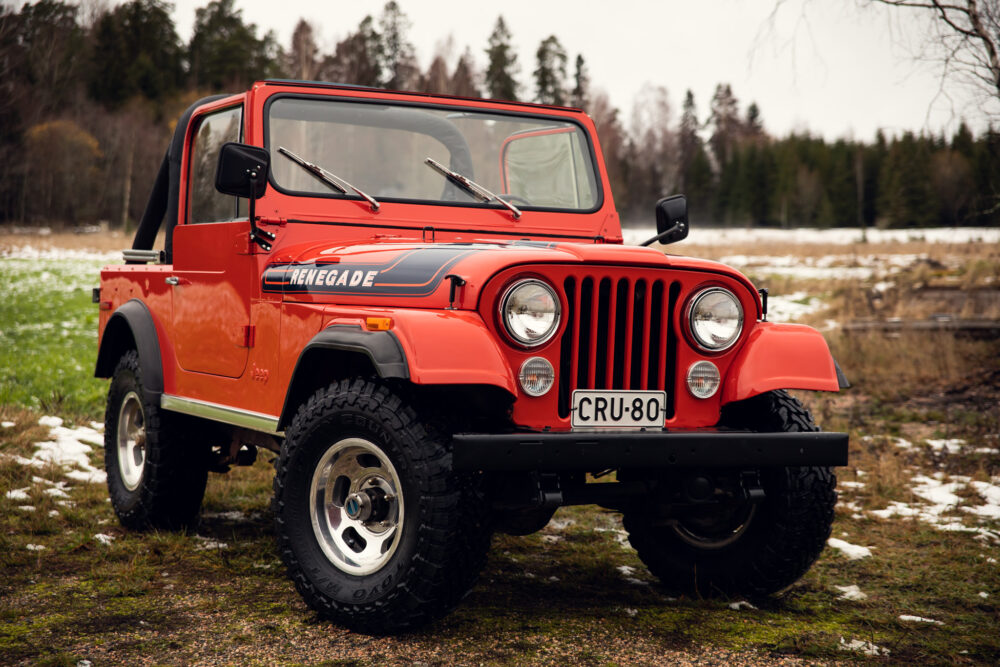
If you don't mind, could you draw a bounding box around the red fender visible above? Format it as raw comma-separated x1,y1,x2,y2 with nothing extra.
389,309,517,394
721,322,840,404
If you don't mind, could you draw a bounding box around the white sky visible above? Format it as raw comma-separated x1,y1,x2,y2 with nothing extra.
154,1,993,140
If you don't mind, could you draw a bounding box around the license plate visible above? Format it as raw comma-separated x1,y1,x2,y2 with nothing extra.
571,390,666,428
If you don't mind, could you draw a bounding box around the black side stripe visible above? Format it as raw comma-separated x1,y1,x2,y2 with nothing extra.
263,246,478,297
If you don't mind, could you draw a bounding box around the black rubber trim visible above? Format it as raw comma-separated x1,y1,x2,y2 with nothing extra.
834,359,850,389
451,430,849,471
94,299,164,404
286,218,606,242
278,325,409,429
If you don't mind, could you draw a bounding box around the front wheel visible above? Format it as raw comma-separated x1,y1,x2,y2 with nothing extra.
624,390,837,597
273,379,491,633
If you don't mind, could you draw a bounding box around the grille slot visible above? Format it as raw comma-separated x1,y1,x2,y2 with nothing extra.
557,274,680,419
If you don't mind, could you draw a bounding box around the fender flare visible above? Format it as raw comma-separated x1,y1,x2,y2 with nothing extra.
721,322,845,405
94,299,164,404
277,325,408,430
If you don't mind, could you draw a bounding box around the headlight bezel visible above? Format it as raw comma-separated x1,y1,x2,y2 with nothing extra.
685,286,745,353
498,278,562,348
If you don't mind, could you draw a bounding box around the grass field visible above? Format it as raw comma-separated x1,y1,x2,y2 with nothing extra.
1,230,999,665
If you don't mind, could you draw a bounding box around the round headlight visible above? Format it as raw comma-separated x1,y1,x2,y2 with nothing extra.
688,288,744,351
500,279,561,347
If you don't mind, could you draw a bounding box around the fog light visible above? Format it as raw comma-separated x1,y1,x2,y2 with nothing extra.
519,357,554,397
686,361,720,399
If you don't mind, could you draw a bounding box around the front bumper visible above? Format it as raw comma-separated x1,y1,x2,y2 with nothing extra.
452,430,848,471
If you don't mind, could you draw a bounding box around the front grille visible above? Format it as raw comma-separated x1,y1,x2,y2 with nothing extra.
557,273,681,419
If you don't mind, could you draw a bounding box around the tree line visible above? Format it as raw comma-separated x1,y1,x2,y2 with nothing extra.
1,0,998,229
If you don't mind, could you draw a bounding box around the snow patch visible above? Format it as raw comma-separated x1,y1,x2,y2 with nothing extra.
964,481,1000,520
622,225,1000,247
925,438,965,454
17,505,35,512
5,487,30,501
899,614,943,625
616,565,636,577
624,607,638,617
594,526,632,549
202,510,247,521
2,420,15,428
910,475,963,510
861,434,913,450
94,533,114,546
8,416,108,485
193,536,229,551
834,584,868,601
547,518,576,531
540,534,562,544
728,600,756,611
0,245,118,262
765,292,826,322
26,544,45,552
827,538,873,560
839,638,889,657
840,481,866,490
979,591,989,599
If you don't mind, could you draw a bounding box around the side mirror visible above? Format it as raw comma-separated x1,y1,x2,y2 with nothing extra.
215,142,274,251
215,142,270,199
640,194,689,246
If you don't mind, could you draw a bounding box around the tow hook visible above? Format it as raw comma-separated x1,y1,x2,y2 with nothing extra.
740,470,766,501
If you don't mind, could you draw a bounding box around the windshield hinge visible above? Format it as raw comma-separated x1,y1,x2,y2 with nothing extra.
445,274,466,309
422,226,436,243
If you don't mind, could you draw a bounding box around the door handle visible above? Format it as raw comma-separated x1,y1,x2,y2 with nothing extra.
165,276,189,286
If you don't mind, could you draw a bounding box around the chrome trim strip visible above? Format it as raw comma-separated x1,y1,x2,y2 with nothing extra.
160,394,283,435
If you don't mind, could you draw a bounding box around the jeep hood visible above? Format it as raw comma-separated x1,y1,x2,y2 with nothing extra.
261,239,758,310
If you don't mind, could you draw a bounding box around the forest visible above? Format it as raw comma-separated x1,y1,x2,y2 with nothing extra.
1,0,998,229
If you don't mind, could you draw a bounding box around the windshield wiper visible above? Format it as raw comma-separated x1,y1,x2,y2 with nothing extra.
424,157,521,220
277,147,379,212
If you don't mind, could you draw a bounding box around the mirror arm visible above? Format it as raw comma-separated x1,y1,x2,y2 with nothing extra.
247,171,274,251
639,221,686,247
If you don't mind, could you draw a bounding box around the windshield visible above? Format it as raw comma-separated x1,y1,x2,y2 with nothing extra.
267,97,600,211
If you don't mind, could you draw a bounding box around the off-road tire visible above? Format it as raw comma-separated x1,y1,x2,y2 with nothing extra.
104,350,208,530
623,390,837,597
273,378,491,634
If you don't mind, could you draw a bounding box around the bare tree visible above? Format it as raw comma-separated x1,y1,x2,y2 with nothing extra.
871,1,999,114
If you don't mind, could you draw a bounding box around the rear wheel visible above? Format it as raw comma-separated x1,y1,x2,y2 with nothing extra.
104,350,208,530
624,390,837,596
273,379,491,633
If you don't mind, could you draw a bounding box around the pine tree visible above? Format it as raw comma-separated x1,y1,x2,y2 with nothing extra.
188,0,279,91
330,16,382,87
570,54,589,110
484,16,519,101
379,1,417,90
533,35,567,105
450,49,480,98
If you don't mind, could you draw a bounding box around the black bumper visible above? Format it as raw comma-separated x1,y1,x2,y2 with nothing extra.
452,430,848,471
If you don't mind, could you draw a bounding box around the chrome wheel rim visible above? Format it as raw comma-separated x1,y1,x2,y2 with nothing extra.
116,391,146,491
672,503,757,550
309,438,404,575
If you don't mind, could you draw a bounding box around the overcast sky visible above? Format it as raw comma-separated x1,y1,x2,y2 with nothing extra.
162,0,988,141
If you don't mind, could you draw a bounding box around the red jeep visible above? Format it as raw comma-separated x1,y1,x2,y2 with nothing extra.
95,81,848,632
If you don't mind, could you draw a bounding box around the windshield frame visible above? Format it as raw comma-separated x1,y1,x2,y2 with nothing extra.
262,93,604,215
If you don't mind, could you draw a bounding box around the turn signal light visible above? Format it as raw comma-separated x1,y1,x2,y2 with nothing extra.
366,317,392,331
